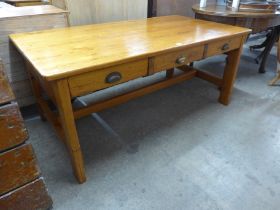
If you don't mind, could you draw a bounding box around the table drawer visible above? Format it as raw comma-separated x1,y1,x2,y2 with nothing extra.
0,144,40,196
206,36,241,57
68,60,148,97
152,46,204,73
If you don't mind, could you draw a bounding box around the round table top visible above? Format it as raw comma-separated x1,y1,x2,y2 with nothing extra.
192,4,280,18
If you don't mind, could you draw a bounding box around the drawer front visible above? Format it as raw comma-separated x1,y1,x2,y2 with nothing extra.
0,103,28,152
152,46,204,73
206,36,241,57
0,144,40,196
0,178,53,210
69,60,148,97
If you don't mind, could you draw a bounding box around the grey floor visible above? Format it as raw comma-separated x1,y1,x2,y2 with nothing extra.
25,40,280,210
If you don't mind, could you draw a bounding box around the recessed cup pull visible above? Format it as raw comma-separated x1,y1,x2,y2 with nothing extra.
176,56,186,65
221,43,230,51
105,72,122,84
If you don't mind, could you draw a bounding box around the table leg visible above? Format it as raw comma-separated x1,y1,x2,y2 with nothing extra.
250,31,270,52
258,26,280,73
166,68,174,78
219,46,243,105
25,61,46,121
278,39,280,80
52,79,86,184
269,39,280,85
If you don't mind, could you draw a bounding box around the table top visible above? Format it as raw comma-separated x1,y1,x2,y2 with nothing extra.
0,5,67,19
192,4,280,18
10,15,251,81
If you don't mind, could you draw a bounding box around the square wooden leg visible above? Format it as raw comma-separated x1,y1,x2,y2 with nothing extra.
219,46,243,105
166,68,174,78
52,80,86,184
25,61,46,121
269,40,280,85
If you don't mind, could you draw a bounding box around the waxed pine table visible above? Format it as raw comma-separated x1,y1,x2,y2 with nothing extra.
10,16,251,183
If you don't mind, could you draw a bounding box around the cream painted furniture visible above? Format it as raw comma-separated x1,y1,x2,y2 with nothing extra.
5,0,46,7
52,0,148,25
0,5,68,106
10,16,251,183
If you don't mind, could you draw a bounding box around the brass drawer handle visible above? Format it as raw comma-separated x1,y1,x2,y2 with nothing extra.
221,43,230,51
105,72,122,84
176,56,186,65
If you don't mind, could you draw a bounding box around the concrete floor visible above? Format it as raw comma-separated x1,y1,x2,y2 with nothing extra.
25,40,280,210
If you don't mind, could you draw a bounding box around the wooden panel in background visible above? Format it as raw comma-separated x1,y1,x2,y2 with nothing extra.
0,103,28,152
51,0,66,9
53,0,148,25
0,178,53,210
0,144,40,195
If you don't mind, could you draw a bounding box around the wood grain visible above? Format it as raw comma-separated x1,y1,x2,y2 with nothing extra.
69,59,148,97
193,4,280,34
206,36,241,57
0,61,15,105
53,0,147,26
219,36,247,105
74,70,197,119
52,80,86,183
0,144,40,195
10,16,251,81
152,45,204,72
12,16,250,183
0,178,52,210
0,103,28,152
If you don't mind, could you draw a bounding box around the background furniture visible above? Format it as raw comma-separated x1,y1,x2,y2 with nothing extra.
52,0,148,26
148,0,216,18
5,0,47,7
270,41,280,85
192,4,280,73
0,5,68,107
10,16,250,183
0,2,14,8
0,59,52,210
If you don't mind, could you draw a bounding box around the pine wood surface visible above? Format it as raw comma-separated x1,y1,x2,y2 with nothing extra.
11,16,250,183
10,15,251,81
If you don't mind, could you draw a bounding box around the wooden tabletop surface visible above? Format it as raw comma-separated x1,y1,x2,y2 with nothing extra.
0,5,67,19
10,15,251,81
192,4,280,18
